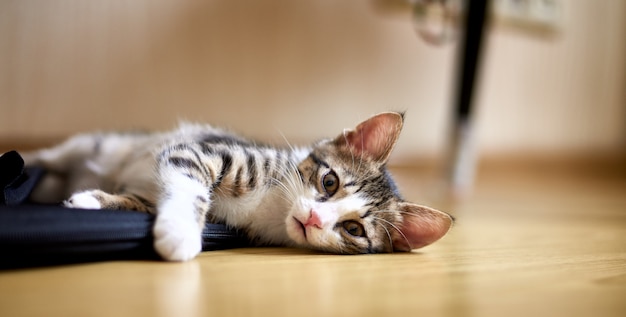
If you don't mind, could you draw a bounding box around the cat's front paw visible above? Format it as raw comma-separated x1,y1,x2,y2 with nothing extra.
64,191,102,209
153,216,202,262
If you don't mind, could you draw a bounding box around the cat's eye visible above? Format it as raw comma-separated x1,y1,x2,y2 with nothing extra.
342,220,365,237
322,171,339,196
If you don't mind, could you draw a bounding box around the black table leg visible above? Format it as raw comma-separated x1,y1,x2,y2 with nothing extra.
448,0,489,194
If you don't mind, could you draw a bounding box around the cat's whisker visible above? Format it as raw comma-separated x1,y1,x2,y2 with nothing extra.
286,159,305,193
372,218,394,252
275,176,294,201
373,209,421,226
373,209,413,217
391,209,441,227
273,159,304,204
277,131,306,196
372,215,411,250
273,188,294,205
272,177,297,203
277,130,297,154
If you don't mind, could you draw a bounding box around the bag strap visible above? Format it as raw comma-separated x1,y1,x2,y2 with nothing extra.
1,151,44,206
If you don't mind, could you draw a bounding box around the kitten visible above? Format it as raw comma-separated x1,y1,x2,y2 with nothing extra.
22,112,453,261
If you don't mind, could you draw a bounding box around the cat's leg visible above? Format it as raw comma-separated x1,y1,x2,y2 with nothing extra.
22,134,101,170
65,189,155,213
25,132,154,204
23,133,107,203
152,144,213,261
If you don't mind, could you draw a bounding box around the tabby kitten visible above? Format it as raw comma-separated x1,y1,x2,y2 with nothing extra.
23,112,453,261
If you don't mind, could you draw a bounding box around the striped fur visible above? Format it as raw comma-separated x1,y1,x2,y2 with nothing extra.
22,112,453,261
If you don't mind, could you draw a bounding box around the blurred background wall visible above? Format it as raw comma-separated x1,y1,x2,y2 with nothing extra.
1,0,624,164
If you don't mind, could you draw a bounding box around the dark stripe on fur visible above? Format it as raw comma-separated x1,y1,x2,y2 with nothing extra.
354,184,365,194
193,195,210,223
316,196,328,203
246,151,257,189
201,134,252,147
233,167,243,197
127,194,156,212
297,168,305,182
129,194,155,210
366,238,374,254
263,157,272,184
308,153,329,169
345,180,365,194
200,142,214,155
213,151,233,189
169,157,201,173
186,146,213,182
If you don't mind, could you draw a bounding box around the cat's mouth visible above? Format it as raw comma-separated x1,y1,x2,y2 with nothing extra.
293,216,308,240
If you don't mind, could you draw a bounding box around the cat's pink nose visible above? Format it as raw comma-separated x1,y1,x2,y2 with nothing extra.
304,210,322,229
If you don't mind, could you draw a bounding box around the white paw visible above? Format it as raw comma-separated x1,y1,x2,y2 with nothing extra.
153,216,202,262
64,191,102,209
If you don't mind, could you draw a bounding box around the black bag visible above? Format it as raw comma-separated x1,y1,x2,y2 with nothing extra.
0,151,248,268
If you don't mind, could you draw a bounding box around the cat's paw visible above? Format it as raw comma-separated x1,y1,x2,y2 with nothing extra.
64,191,102,209
153,216,202,262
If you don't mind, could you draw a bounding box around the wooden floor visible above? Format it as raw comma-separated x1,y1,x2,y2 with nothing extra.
1,157,625,317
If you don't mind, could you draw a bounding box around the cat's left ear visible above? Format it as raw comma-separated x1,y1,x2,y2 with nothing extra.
391,203,453,252
335,112,404,163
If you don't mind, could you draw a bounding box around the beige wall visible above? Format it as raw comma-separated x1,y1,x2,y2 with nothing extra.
1,0,624,163
478,0,626,155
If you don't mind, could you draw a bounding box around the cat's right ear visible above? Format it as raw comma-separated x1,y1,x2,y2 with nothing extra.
334,112,404,163
391,203,453,252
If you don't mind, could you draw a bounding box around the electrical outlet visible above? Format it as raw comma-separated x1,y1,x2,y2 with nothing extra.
492,0,561,35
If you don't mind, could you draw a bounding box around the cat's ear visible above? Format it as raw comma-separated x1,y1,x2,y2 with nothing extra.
335,112,404,163
391,203,453,252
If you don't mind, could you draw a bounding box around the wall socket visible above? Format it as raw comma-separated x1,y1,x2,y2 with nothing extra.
492,0,561,35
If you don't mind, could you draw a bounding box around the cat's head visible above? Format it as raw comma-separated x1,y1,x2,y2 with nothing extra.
284,112,453,254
